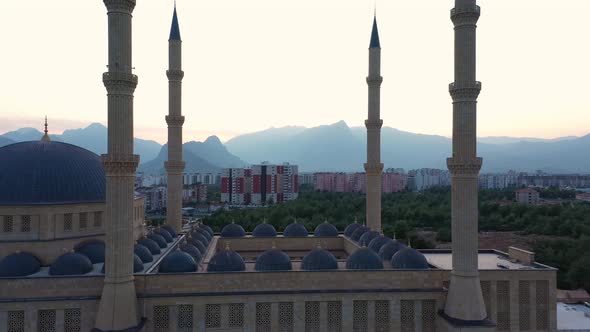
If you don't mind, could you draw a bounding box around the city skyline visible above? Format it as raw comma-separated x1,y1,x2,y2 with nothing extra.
1,0,589,143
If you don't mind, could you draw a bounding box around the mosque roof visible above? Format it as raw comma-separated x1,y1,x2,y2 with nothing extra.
138,238,162,255
207,249,246,272
301,248,338,271
147,233,168,248
180,243,203,264
344,222,362,237
346,247,384,270
74,240,105,264
252,223,277,237
134,244,154,263
255,249,292,271
391,247,429,269
0,141,105,205
186,236,207,254
367,235,393,253
155,228,174,243
49,252,93,276
0,252,41,277
221,223,246,238
350,226,370,242
314,222,339,237
378,240,406,261
159,250,197,273
283,222,308,237
359,230,380,246
161,224,177,238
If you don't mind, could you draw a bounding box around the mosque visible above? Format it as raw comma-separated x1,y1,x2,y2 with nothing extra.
0,1,556,331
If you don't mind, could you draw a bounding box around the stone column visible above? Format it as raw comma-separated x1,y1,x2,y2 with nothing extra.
95,0,140,330
443,0,488,322
364,17,384,232
166,6,186,233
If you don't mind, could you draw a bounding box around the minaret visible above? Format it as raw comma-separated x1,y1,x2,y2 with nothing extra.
95,0,141,330
444,0,488,322
165,4,185,233
41,116,51,142
364,16,383,232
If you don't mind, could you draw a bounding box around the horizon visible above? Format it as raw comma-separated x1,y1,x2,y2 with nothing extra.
1,0,590,143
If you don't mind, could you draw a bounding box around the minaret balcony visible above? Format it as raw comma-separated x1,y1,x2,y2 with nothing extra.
451,5,480,27
449,81,481,101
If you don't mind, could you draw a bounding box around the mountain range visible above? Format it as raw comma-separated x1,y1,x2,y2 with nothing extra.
2,121,588,174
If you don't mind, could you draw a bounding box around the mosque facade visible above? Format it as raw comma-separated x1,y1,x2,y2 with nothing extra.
0,1,557,331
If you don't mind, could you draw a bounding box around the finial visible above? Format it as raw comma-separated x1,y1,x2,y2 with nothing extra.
41,116,51,142
354,217,358,224
263,218,267,224
225,241,231,250
408,239,412,248
294,218,298,224
393,233,396,240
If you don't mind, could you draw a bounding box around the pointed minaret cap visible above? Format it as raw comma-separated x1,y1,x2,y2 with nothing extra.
169,2,181,41
41,116,51,142
370,15,381,49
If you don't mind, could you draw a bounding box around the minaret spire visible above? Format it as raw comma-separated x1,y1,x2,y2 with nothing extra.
165,3,186,232
364,15,383,233
41,116,51,142
443,0,490,325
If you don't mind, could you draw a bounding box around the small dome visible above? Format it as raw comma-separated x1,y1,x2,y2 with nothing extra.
391,248,429,269
159,251,197,273
314,222,339,237
155,228,174,243
49,252,93,276
350,226,370,242
301,249,338,271
147,233,168,248
190,231,209,246
134,244,154,263
359,231,380,246
161,224,177,238
378,241,406,261
368,235,393,253
133,254,144,272
75,240,105,264
283,222,308,237
199,224,214,236
252,223,277,237
255,249,292,271
344,222,362,237
221,223,246,238
193,227,212,241
186,236,206,254
0,252,41,277
346,247,384,270
138,238,161,255
180,243,202,264
207,250,245,272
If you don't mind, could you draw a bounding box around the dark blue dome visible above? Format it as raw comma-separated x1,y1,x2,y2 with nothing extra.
207,250,245,272
359,231,380,246
199,224,214,236
190,231,209,246
133,254,144,272
134,244,154,263
0,252,41,277
161,224,177,238
180,243,202,264
221,223,246,238
194,227,212,241
368,235,393,253
252,223,277,237
147,233,168,248
391,248,429,269
344,222,362,237
378,241,406,261
255,249,292,271
350,226,370,242
301,249,338,271
101,254,144,273
159,251,197,273
138,238,161,255
346,247,384,270
314,222,339,237
186,236,206,254
49,252,93,276
155,228,174,243
75,240,105,264
283,222,308,237
0,141,105,205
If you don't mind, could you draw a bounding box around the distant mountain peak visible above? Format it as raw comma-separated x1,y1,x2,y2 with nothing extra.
204,135,222,145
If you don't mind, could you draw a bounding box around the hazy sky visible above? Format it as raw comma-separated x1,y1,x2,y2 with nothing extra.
0,0,589,143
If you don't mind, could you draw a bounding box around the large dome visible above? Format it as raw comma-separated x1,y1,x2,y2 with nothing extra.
0,141,105,205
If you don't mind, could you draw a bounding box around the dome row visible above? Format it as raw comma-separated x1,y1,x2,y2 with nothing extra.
220,221,339,238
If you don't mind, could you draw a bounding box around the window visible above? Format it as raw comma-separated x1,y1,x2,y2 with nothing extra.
63,214,73,231
21,216,31,232
93,211,102,228
536,280,549,330
3,216,14,232
228,303,244,328
375,300,390,332
64,309,81,332
153,305,169,332
327,301,342,332
304,302,320,332
400,300,415,332
7,311,24,332
278,302,294,332
256,302,271,332
496,281,511,331
205,304,221,328
177,304,193,332
79,213,87,230
38,310,56,332
519,281,531,330
353,301,368,332
421,300,436,332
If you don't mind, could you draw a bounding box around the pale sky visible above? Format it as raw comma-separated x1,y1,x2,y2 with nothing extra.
0,0,589,143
